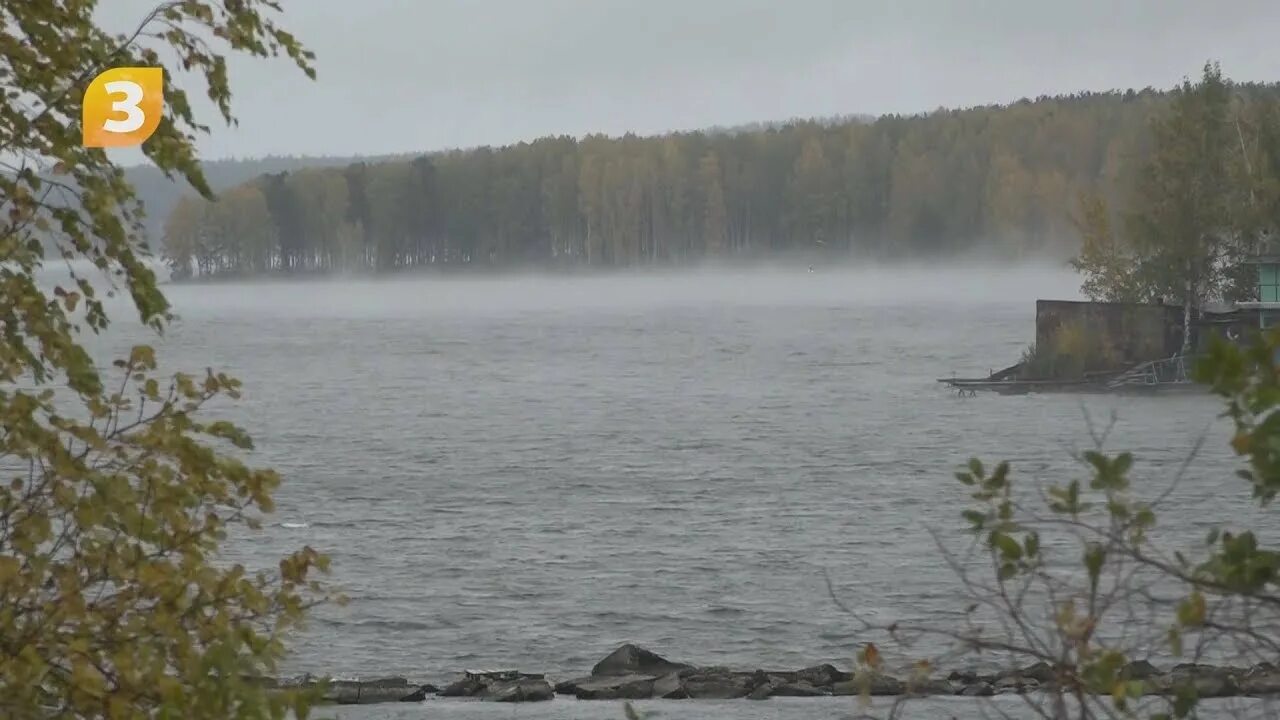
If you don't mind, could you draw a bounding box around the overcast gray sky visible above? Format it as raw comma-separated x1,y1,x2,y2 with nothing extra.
105,0,1280,160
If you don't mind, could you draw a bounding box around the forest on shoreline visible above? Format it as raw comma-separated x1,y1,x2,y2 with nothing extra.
159,76,1280,279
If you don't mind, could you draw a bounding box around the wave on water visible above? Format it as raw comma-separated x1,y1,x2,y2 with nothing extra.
280,521,310,529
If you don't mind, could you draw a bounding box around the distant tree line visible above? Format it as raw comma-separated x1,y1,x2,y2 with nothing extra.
128,154,410,244
161,73,1280,278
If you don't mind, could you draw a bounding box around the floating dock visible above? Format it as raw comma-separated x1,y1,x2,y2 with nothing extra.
938,355,1203,396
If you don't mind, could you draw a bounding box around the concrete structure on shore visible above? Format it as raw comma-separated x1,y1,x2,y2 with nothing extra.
1034,299,1184,368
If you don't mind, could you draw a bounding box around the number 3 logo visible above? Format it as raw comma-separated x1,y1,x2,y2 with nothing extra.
82,67,163,148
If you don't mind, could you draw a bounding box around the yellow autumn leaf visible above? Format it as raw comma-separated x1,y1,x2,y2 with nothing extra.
863,642,881,669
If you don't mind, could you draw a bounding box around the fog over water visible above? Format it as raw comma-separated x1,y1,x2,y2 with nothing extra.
157,261,1089,318
65,265,1261,711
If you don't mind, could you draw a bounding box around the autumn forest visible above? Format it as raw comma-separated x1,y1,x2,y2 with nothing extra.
160,72,1280,279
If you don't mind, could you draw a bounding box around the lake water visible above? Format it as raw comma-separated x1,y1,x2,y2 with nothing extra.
79,265,1255,699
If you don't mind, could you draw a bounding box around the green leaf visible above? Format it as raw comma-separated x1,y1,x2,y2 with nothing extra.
1083,450,1108,473
962,509,986,529
1024,532,1040,558
990,461,1010,488
1113,452,1133,476
992,531,1023,561
967,457,985,479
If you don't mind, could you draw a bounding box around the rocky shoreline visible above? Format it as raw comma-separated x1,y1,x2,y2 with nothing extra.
274,643,1280,705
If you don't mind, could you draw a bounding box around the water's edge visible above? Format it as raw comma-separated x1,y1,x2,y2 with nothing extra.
278,643,1280,706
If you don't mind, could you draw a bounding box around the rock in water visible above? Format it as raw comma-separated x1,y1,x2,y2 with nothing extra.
994,676,1033,694
747,679,828,700
554,676,590,695
1241,663,1280,695
438,676,485,697
771,682,829,697
1012,661,1056,683
398,684,436,702
573,674,658,700
652,672,689,699
439,671,550,702
959,682,995,697
591,643,691,677
905,677,955,696
323,678,419,705
795,663,849,686
947,669,988,685
831,672,904,697
1121,660,1160,681
486,678,554,703
1160,664,1241,698
680,669,757,699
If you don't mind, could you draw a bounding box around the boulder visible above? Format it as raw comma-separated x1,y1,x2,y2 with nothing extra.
831,672,904,696
948,669,991,685
1121,660,1160,681
740,671,780,700
591,644,692,677
766,682,828,698
795,663,849,686
574,673,657,700
1157,665,1240,698
486,678,554,703
1186,673,1239,698
1011,661,1056,683
746,681,777,701
438,671,547,701
681,669,758,699
554,676,590,695
322,678,421,705
438,676,485,698
994,676,1037,694
1240,663,1280,695
960,681,995,697
398,684,436,702
903,677,955,696
652,672,689,699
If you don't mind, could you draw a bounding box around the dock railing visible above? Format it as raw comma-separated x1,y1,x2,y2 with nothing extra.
1106,353,1200,389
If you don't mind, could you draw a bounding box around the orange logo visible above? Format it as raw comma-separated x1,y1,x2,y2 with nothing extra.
82,67,163,147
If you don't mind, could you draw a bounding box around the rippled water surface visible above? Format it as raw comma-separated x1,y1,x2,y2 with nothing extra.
81,265,1248,682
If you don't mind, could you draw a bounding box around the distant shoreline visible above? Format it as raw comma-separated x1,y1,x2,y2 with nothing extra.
162,250,1076,287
